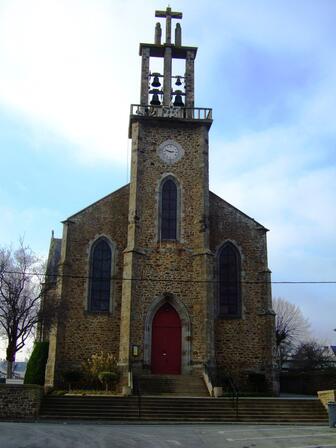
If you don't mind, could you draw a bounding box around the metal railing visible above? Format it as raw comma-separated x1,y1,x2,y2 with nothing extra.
132,374,142,419
130,104,212,121
204,362,239,419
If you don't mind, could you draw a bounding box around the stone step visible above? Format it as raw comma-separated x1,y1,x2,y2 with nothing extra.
40,396,328,424
135,374,209,396
40,396,321,411
41,409,326,419
43,403,321,415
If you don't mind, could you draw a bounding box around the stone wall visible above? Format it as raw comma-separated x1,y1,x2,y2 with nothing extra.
43,114,275,392
209,192,275,391
45,185,129,385
120,118,213,372
0,385,43,418
281,371,336,395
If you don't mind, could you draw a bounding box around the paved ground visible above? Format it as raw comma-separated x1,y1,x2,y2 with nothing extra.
0,422,335,448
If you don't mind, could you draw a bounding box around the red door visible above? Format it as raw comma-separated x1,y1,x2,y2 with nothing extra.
151,303,181,374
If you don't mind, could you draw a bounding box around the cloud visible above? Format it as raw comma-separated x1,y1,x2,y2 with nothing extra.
0,0,154,165
210,39,336,288
0,201,60,256
0,0,335,349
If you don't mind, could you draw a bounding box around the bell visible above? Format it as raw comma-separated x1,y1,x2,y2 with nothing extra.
175,76,182,86
151,73,161,88
150,89,161,105
173,90,184,107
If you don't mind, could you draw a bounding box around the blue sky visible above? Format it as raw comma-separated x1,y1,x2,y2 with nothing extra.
0,0,335,358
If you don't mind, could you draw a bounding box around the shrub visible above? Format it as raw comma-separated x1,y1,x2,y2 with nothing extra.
62,369,83,391
98,371,119,391
82,352,118,386
24,341,49,385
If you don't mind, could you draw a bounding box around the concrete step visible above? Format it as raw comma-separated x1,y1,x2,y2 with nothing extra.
135,374,209,396
39,396,328,424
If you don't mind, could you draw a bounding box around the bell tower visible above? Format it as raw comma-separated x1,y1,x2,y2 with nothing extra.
119,7,214,378
139,7,195,109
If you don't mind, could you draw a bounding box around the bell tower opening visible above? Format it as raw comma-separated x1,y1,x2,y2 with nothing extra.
138,6,196,110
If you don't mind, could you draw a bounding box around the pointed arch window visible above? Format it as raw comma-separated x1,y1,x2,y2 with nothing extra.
218,242,241,318
160,178,179,241
89,238,112,312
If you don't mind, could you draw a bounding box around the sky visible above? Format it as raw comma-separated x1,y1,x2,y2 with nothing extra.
0,0,335,359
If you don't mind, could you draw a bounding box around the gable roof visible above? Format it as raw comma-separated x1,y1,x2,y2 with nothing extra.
65,184,130,221
59,184,267,231
209,190,268,231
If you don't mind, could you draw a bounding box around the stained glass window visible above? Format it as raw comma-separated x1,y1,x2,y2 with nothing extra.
161,179,177,240
218,243,241,317
89,238,112,312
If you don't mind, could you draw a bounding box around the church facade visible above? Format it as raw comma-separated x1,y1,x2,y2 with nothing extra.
42,8,276,393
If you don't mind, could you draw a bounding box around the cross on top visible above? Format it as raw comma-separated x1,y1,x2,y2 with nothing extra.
155,6,182,44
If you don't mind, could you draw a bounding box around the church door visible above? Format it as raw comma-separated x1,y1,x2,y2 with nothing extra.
151,303,181,374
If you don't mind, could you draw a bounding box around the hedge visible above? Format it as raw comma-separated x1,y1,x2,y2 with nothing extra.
24,341,49,385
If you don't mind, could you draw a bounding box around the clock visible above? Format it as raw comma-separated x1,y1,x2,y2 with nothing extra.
158,140,184,164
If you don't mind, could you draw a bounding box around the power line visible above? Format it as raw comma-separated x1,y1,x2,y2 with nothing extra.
2,270,336,285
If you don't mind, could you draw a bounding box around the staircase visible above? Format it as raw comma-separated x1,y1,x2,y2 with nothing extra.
40,396,328,424
135,374,209,396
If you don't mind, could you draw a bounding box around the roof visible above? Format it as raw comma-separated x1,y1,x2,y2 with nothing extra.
58,184,267,233
209,190,268,231
65,184,130,221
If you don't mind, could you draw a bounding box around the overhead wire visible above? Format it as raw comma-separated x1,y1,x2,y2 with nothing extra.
1,270,336,285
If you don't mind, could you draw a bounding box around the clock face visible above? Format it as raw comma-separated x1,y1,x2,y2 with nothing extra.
158,140,184,164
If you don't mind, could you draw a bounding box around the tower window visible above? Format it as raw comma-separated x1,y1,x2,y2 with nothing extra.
160,178,178,240
89,238,112,312
218,243,241,318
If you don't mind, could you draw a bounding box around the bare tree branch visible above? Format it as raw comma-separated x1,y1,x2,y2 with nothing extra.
0,239,54,378
273,297,310,367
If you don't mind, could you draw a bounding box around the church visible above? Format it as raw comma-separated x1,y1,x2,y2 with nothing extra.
42,7,276,394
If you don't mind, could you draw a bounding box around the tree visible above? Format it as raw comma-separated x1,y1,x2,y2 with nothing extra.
291,339,335,371
0,240,47,378
273,297,310,366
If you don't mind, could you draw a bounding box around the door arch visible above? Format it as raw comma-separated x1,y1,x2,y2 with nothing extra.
144,294,191,374
151,303,181,374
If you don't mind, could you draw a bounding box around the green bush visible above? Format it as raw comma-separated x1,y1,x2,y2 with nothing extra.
24,341,49,385
62,369,83,391
98,371,119,391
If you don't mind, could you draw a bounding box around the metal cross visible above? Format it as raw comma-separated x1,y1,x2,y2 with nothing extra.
155,6,182,44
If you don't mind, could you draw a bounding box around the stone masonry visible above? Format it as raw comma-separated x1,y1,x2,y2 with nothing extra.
42,7,276,393
0,385,44,418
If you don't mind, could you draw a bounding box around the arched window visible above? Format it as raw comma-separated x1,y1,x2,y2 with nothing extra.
160,178,178,240
89,238,112,312
218,242,241,318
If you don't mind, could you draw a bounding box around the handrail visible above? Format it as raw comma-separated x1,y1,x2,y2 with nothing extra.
133,374,142,419
226,374,239,419
130,104,212,121
204,362,239,419
204,362,218,390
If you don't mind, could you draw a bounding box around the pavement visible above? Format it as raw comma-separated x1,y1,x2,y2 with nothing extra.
0,422,335,448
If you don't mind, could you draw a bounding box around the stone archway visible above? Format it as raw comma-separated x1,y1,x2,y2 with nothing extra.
151,303,181,374
144,294,191,374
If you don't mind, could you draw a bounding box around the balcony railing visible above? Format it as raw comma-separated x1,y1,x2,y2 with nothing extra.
130,104,212,121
